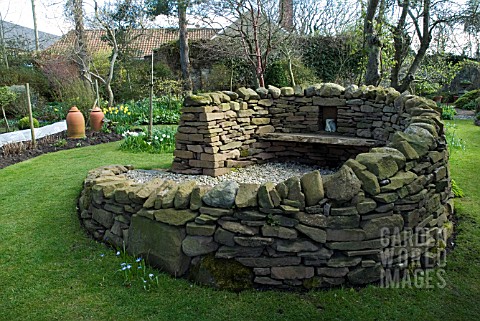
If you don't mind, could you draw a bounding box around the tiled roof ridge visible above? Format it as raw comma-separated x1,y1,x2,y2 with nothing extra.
46,27,219,57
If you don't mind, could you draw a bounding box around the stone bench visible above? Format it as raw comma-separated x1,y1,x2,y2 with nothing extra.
259,132,382,147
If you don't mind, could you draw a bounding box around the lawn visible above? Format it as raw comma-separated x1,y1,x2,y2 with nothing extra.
0,120,479,320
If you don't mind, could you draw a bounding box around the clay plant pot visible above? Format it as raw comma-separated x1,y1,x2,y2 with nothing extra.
89,106,105,132
433,96,443,103
66,106,85,139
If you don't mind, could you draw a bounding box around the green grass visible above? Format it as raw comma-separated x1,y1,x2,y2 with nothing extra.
1,121,480,320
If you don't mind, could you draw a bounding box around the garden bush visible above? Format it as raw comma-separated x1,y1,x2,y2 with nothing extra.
441,105,457,120
17,116,39,130
119,126,177,154
0,66,51,99
103,96,182,134
265,59,318,88
57,80,95,115
454,89,480,109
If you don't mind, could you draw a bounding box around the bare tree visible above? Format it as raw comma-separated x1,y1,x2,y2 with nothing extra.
65,0,92,85
148,0,196,94
0,14,9,69
363,0,464,92
89,0,149,106
293,0,361,36
30,0,40,52
199,0,291,88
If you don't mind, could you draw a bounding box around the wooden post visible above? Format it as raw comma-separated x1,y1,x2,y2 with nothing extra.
26,83,36,147
148,51,154,140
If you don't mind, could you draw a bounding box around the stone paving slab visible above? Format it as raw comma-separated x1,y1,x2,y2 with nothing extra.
259,132,381,147
0,121,67,147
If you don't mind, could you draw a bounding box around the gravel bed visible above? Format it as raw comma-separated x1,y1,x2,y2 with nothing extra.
126,162,337,186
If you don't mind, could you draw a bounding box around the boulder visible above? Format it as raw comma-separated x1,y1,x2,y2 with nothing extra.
295,224,327,243
256,87,269,98
267,85,281,98
324,165,362,202
184,94,212,107
370,147,406,169
202,181,239,208
127,215,190,276
301,170,324,206
235,183,260,208
356,153,399,180
347,265,384,284
182,236,218,257
236,87,260,100
361,215,404,239
391,131,432,158
258,182,281,209
318,83,345,97
152,208,198,226
281,87,295,96
190,254,253,291
174,181,197,209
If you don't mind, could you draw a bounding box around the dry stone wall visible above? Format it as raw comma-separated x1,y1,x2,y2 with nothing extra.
172,84,413,175
79,90,454,290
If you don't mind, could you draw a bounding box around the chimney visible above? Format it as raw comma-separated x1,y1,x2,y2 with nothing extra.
279,0,294,30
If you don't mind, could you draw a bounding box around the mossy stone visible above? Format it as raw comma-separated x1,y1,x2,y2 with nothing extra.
184,94,212,106
189,254,253,291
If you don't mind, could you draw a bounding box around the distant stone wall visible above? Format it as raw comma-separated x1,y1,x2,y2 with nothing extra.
172,84,413,176
79,93,454,290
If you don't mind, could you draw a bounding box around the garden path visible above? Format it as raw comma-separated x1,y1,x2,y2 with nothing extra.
0,120,66,147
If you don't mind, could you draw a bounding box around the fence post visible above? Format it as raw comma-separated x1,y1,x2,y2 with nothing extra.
26,83,36,147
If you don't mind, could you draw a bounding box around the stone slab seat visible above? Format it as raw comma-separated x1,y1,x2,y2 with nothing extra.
259,132,381,147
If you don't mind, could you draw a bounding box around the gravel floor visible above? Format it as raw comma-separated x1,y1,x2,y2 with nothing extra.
126,162,337,186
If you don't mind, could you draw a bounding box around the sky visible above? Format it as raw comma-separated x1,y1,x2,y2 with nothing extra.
0,0,81,36
0,0,197,36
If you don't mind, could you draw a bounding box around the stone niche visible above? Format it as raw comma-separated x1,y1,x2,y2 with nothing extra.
79,87,454,290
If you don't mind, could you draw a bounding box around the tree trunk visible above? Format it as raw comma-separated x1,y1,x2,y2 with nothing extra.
30,0,40,52
395,0,431,93
106,49,118,106
279,0,294,31
252,0,265,88
178,1,192,94
72,0,91,84
390,0,410,90
0,15,9,69
364,0,381,86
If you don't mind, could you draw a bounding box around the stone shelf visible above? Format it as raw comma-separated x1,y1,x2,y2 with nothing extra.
259,132,381,147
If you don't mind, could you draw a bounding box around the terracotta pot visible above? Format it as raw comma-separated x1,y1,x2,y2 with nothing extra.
89,106,104,132
66,106,85,139
433,96,443,103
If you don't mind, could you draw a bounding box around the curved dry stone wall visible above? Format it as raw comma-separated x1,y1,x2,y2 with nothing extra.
79,84,454,290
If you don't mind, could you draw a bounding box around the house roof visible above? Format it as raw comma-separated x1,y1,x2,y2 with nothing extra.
46,28,219,58
1,21,60,51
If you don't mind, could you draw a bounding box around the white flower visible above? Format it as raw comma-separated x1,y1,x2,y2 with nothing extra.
160,138,164,142
149,273,154,278
166,135,170,139
116,251,121,256
154,136,158,140
135,257,142,262
162,134,166,138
